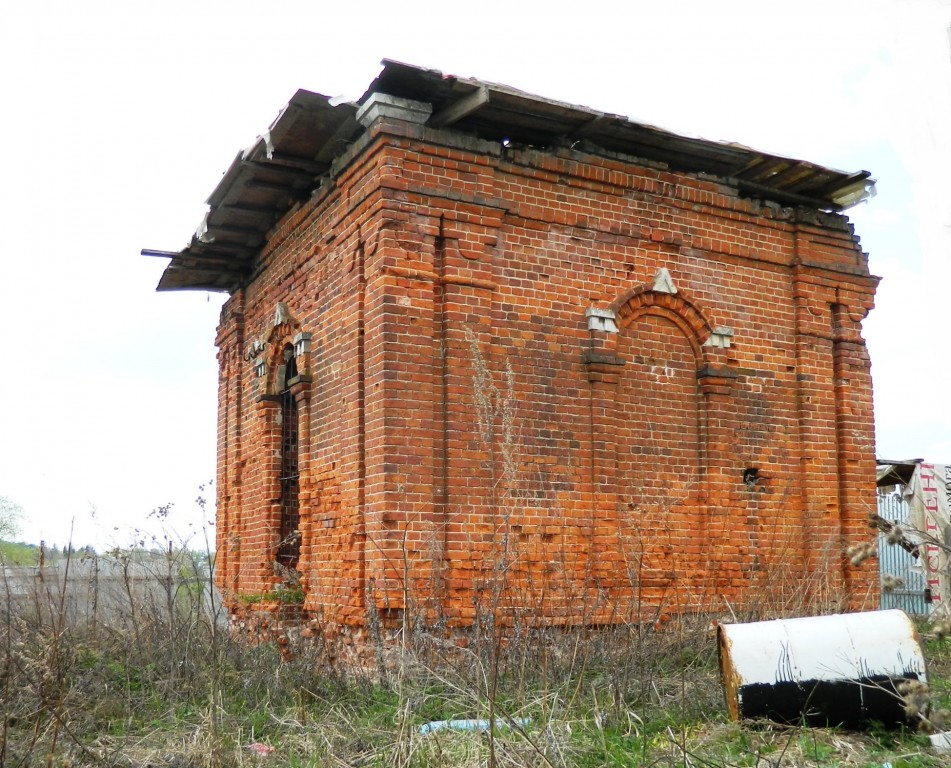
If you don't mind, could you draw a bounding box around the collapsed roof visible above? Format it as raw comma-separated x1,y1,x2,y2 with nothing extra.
145,59,876,293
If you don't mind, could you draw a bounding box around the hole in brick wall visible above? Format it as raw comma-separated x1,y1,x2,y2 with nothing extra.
743,467,760,488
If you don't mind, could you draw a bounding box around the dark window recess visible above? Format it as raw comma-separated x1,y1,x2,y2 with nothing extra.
278,352,301,568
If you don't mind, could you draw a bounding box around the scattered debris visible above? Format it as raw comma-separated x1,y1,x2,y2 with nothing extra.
419,717,531,735
248,742,275,758
930,731,951,753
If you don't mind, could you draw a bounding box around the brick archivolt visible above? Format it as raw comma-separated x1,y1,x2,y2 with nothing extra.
585,277,722,375
611,284,714,360
262,328,302,396
249,302,313,398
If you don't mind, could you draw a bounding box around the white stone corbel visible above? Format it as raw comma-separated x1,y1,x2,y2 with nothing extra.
254,357,268,379
245,337,265,360
356,93,433,128
586,307,619,333
703,326,735,349
293,331,312,358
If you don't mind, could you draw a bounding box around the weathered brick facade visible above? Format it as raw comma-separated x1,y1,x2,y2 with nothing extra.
154,63,879,633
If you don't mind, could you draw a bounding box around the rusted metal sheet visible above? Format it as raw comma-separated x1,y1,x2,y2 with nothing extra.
366,60,874,209
718,610,926,727
149,90,361,293
147,60,875,294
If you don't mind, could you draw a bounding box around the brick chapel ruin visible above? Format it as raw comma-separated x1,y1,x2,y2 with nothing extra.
149,61,880,634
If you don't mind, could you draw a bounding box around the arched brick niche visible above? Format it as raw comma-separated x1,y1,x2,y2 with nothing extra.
584,271,734,610
615,306,703,509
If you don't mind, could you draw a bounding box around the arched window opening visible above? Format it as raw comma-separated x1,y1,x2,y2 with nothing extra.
278,345,301,569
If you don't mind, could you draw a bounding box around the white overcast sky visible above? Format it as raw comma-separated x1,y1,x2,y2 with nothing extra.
1,0,949,548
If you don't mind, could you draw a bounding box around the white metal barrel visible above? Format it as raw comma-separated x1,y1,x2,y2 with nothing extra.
718,610,927,727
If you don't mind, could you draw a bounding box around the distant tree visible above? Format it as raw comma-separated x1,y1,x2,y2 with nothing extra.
0,495,22,540
0,541,39,565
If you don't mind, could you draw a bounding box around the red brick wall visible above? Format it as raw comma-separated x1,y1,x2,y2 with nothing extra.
213,110,879,631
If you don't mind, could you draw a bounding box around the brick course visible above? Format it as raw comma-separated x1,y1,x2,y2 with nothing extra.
174,74,881,634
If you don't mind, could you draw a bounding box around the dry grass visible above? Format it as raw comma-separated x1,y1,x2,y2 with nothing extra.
2,549,949,768
3,346,948,766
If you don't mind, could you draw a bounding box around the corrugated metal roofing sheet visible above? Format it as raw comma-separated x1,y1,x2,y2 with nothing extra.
147,60,874,293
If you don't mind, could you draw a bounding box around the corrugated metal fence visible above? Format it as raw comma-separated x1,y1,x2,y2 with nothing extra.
878,491,931,616
0,552,223,628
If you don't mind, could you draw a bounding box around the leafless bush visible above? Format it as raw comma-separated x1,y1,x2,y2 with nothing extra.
1,339,914,765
